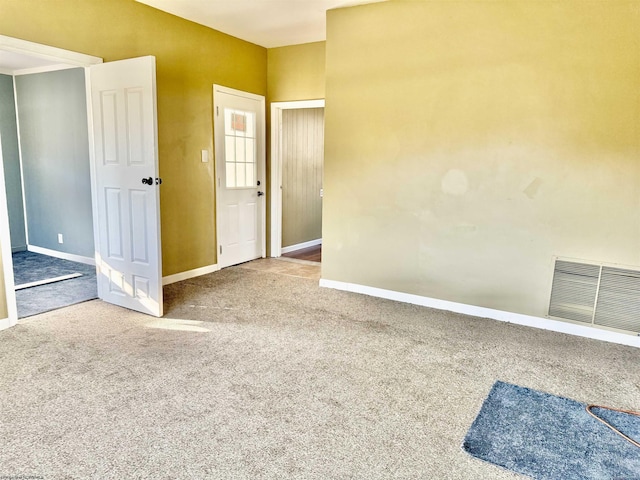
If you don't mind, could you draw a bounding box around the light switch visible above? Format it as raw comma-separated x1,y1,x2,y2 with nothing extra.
201,150,209,163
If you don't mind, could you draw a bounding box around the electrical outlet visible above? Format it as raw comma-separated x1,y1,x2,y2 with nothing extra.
201,150,209,163
57,233,63,244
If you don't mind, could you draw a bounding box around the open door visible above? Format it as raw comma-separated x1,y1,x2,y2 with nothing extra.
89,56,162,317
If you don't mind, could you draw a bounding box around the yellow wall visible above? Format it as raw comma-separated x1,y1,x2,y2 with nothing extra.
0,0,266,276
267,42,326,103
324,1,640,317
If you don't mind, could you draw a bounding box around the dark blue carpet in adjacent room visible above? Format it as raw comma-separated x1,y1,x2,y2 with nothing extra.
12,251,98,318
463,381,640,479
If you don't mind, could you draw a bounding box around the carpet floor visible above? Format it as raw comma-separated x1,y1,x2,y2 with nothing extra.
12,251,98,318
0,265,638,479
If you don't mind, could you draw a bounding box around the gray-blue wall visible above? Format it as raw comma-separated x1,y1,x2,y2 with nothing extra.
15,68,94,258
0,74,26,251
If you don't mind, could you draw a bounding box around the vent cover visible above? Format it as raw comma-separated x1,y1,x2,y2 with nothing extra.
549,259,640,334
594,267,640,332
548,260,599,323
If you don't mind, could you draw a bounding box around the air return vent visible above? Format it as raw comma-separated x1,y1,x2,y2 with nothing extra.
548,260,600,323
549,259,640,334
594,267,640,332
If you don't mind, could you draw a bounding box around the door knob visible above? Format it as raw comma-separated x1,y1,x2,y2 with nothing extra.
257,191,264,197
142,177,162,185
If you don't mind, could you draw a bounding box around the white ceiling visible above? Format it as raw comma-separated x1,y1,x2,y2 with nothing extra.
136,0,387,48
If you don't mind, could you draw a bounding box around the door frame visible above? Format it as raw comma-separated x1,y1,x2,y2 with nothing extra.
269,99,325,258
0,35,102,330
213,84,267,266
0,133,18,329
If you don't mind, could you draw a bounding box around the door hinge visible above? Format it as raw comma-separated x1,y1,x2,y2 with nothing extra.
216,106,219,116
220,245,222,255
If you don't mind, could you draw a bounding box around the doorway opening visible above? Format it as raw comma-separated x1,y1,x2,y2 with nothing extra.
270,100,325,264
0,35,164,329
0,36,102,324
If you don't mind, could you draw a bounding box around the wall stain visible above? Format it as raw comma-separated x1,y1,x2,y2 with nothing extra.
524,177,543,199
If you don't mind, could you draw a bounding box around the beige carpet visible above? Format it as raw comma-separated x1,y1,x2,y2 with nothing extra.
0,263,638,479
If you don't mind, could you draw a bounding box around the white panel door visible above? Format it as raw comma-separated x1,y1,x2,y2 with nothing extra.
90,56,162,316
214,86,265,269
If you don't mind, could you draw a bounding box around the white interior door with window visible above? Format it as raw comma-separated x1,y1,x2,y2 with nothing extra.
214,85,266,269
89,56,163,317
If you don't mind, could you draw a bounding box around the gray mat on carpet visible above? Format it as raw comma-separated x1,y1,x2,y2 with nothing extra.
462,381,640,479
12,251,98,318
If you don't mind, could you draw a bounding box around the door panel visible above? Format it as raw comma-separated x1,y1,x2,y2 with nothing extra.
90,56,162,316
243,202,257,242
130,190,149,263
228,204,240,245
214,86,265,269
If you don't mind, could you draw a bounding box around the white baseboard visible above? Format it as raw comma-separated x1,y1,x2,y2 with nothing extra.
11,246,27,253
281,238,322,254
27,245,95,266
163,263,219,286
0,316,16,331
319,279,640,349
